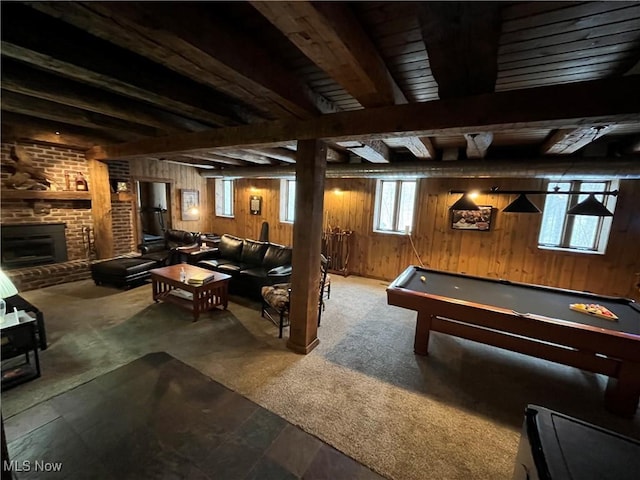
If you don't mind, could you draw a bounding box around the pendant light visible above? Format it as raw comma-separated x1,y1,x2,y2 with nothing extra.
503,193,541,213
450,194,479,211
567,193,613,216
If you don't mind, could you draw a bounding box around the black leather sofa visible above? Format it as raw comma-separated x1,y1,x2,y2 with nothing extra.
138,229,199,265
198,234,292,299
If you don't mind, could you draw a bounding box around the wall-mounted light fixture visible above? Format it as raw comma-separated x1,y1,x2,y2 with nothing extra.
449,187,618,216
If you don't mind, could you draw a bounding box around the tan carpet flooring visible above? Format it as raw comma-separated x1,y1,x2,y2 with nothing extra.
2,275,639,479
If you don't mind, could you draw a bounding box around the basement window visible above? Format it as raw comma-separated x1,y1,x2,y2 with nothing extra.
538,180,618,254
373,179,417,234
280,179,296,223
215,179,234,217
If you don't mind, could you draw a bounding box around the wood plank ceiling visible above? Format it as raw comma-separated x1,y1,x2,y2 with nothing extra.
2,1,640,172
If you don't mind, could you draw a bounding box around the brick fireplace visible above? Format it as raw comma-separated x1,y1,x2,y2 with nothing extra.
1,142,136,291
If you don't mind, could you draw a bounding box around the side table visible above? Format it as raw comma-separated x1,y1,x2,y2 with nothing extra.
1,311,41,390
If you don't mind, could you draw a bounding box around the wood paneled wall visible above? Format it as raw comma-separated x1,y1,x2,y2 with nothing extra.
208,178,294,246
207,176,640,300
129,159,210,235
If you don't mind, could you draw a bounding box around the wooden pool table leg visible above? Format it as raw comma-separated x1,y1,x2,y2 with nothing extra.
605,361,640,417
414,311,433,356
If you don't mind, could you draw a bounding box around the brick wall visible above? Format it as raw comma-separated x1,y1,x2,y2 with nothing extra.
108,160,135,255
1,143,144,290
1,142,94,261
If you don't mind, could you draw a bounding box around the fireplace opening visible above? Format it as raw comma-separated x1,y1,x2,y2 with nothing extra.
1,223,68,270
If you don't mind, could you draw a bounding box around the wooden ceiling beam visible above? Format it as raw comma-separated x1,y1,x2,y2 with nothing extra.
1,3,246,127
464,133,494,159
418,2,502,98
160,156,224,169
163,159,217,170
181,153,249,167
212,151,276,166
336,140,390,163
252,1,398,107
540,126,612,155
30,1,319,120
1,59,208,133
86,75,640,160
1,91,154,139
244,148,297,164
1,112,132,148
252,2,433,162
385,136,436,159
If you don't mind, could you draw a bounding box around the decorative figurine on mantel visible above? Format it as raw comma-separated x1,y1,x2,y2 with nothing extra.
2,145,59,190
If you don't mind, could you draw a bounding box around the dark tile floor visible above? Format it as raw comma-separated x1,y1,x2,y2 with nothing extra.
3,352,385,479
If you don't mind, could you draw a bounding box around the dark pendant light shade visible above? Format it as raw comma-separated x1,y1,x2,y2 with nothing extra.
567,193,613,216
450,194,479,210
503,194,541,213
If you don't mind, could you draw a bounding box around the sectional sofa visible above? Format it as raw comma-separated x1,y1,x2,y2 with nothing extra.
198,234,292,300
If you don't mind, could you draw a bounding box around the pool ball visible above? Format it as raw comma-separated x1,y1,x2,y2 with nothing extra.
420,275,426,283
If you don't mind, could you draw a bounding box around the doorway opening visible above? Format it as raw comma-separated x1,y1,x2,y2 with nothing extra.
135,181,171,247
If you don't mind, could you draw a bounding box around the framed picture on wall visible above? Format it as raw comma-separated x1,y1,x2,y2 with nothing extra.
181,189,200,221
451,205,493,231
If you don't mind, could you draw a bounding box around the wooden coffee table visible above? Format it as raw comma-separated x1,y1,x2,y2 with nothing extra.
150,264,231,321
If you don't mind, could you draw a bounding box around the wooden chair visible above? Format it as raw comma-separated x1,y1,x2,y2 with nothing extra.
261,255,330,337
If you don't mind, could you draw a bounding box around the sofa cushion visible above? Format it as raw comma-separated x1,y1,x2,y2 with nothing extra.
241,239,268,265
218,234,244,262
216,263,247,273
263,244,292,270
240,267,268,278
199,258,235,269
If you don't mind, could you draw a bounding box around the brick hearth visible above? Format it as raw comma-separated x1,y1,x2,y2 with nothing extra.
6,253,141,292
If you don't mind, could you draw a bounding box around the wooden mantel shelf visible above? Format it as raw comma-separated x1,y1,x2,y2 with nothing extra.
1,190,91,201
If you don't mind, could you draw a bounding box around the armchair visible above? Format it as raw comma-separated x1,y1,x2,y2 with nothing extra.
261,255,330,338
139,229,199,265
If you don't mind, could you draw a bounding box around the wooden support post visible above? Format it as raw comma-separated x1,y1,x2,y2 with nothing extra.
287,139,327,354
88,158,113,259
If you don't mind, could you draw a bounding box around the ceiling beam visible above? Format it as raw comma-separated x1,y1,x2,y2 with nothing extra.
1,3,246,127
335,140,390,163
244,148,297,164
86,75,640,160
252,1,398,107
30,1,320,120
162,157,218,169
384,137,436,159
540,126,612,155
1,90,160,139
417,2,502,98
464,133,494,159
1,112,132,149
181,153,249,167
1,59,208,133
252,1,431,161
211,151,276,165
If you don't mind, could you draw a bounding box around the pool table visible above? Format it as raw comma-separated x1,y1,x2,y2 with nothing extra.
387,266,640,417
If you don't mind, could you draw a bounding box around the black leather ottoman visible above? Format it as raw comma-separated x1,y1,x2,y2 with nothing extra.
90,258,159,289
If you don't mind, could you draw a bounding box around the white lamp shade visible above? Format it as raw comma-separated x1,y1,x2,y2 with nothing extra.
0,269,19,299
